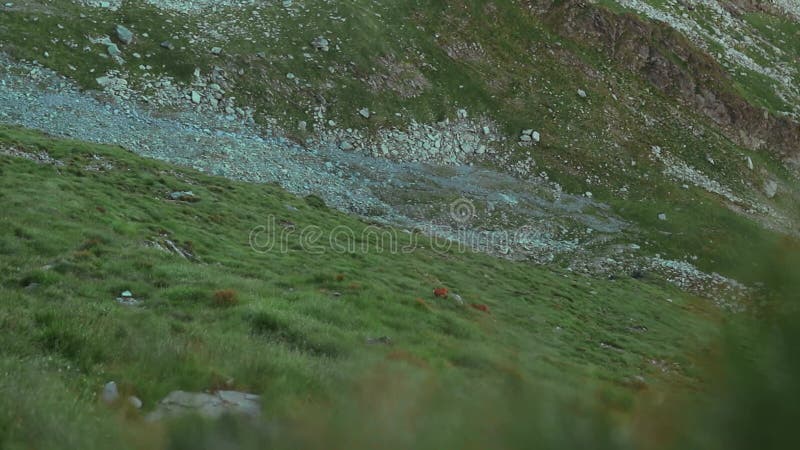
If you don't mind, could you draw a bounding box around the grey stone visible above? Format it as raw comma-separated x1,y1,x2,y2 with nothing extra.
128,396,142,409
145,390,261,422
191,91,201,104
658,213,667,221
366,336,392,345
96,76,113,88
169,191,198,202
531,131,540,143
311,36,330,52
339,141,354,151
106,43,121,58
577,89,587,98
115,25,134,45
358,107,370,119
102,381,119,404
160,41,175,50
764,180,778,198
210,47,223,56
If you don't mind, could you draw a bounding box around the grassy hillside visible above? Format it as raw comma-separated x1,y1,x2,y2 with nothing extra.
1,0,800,448
0,124,734,448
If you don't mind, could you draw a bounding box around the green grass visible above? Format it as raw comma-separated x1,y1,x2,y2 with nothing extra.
0,125,734,448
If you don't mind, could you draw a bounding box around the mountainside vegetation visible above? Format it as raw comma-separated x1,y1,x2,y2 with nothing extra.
1,1,799,448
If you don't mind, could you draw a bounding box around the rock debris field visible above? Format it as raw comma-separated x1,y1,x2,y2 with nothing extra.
0,55,748,307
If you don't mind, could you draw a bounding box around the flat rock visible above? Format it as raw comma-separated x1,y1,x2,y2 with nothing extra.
169,190,198,202
145,390,261,421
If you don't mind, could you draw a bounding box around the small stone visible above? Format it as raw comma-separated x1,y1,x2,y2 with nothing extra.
106,43,121,57
121,290,133,298
456,109,468,119
764,180,778,198
658,213,667,221
191,91,201,104
520,134,532,142
169,191,198,202
210,47,223,55
522,129,534,136
577,89,587,98
531,131,540,143
102,382,119,404
286,72,295,80
366,336,392,345
358,107,370,119
160,41,174,50
128,396,142,409
746,156,754,170
482,126,491,135
96,76,113,88
115,25,134,45
339,141,354,151
297,120,307,131
311,36,330,51
451,293,464,305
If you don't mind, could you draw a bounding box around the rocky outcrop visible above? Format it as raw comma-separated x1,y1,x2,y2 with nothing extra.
534,0,800,164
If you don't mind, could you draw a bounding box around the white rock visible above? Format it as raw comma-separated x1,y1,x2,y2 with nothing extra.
746,156,754,170
128,396,142,409
358,108,370,119
531,131,540,143
191,91,201,104
764,180,778,198
577,89,587,98
658,213,667,221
